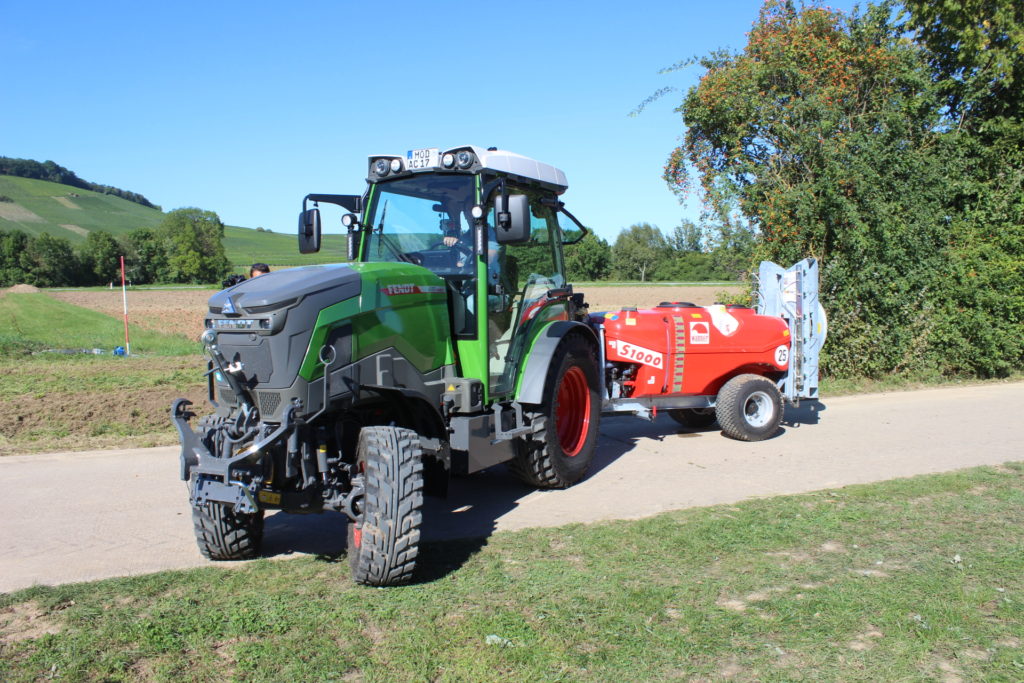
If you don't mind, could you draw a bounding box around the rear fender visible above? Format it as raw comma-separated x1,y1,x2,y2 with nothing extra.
514,321,598,404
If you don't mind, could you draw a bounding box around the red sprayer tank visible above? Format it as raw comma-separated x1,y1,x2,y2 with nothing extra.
593,303,792,398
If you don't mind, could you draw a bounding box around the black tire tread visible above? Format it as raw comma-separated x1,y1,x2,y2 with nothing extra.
191,502,264,561
715,373,783,442
510,335,600,489
508,415,560,487
349,426,424,586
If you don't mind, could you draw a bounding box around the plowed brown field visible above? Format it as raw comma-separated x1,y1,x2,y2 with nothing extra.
4,284,744,455
50,284,746,342
51,289,216,341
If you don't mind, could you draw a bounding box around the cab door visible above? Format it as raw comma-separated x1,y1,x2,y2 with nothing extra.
486,186,570,398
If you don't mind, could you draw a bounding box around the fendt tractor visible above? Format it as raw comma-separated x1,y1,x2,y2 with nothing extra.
173,145,826,586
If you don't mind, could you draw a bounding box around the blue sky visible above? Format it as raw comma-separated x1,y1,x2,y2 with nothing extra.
2,0,857,244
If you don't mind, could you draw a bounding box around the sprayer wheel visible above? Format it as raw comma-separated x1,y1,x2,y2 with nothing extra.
715,374,783,442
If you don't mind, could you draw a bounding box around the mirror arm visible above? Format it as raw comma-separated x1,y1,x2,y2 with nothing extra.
302,194,363,213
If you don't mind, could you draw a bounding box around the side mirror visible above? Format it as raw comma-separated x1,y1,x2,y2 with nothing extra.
298,208,321,254
494,194,530,244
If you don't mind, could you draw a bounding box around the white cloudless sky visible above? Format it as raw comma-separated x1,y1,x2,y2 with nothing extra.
1,0,857,244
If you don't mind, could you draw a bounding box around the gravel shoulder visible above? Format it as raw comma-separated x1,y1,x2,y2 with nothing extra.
2,381,1021,593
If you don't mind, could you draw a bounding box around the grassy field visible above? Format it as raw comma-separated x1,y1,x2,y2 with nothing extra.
0,176,342,267
0,292,206,454
1,464,1021,681
2,287,1020,455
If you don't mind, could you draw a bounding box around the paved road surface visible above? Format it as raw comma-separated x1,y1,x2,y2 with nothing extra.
2,382,1021,593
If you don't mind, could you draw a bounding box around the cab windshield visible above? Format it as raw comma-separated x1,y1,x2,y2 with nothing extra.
363,175,477,277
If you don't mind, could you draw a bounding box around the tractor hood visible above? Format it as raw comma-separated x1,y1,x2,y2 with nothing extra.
204,264,362,392
210,264,361,318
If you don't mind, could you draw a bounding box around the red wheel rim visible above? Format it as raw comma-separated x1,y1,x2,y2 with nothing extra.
555,366,591,456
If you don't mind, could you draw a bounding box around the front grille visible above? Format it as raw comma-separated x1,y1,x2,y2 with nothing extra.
258,391,281,416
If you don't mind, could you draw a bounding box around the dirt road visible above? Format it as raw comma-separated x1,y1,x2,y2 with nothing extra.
2,382,1021,593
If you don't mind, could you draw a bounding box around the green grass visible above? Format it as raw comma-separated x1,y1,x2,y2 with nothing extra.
1,464,1022,681
221,226,347,268
0,176,162,239
0,293,198,356
0,176,343,267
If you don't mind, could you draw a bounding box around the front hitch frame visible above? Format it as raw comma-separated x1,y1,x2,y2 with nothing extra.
172,398,299,513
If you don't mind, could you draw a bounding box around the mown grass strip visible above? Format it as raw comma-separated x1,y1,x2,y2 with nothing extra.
0,293,199,356
2,464,1022,682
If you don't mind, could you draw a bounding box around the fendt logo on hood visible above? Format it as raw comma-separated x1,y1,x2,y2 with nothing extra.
222,296,238,315
380,284,445,296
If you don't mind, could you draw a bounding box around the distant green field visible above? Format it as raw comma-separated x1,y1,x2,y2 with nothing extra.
221,226,347,268
0,176,162,239
0,175,345,267
0,293,198,356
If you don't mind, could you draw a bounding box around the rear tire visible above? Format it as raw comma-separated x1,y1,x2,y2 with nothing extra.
348,426,424,586
715,374,783,442
668,408,717,429
191,502,264,560
510,335,601,489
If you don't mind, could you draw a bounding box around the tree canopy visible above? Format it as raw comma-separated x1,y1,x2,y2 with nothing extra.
0,157,159,209
158,208,231,284
663,0,1023,378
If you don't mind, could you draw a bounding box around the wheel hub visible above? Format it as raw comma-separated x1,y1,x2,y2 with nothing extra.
743,390,774,428
555,366,591,456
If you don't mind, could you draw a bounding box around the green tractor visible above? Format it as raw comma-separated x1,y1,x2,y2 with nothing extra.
173,146,602,586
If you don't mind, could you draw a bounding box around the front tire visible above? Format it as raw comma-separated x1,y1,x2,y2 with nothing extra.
348,426,424,586
510,335,601,489
191,502,264,560
715,374,783,442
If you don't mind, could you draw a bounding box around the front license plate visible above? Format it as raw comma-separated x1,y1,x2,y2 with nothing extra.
406,147,438,170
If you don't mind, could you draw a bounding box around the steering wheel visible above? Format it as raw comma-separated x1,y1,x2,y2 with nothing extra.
427,239,473,258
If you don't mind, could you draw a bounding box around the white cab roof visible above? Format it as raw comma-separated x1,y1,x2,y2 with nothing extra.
447,145,568,193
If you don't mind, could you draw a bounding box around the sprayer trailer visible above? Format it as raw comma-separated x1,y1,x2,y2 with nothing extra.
172,145,826,586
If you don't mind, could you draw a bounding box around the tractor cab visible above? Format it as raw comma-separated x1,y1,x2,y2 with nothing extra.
298,145,590,402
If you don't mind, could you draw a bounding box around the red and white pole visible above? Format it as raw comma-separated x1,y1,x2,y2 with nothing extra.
120,255,131,356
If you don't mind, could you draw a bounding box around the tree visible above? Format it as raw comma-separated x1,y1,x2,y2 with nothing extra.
122,228,169,284
900,0,1024,376
668,220,704,252
79,231,122,285
158,208,230,284
663,1,972,378
612,223,668,281
564,232,611,281
23,233,79,287
0,230,31,286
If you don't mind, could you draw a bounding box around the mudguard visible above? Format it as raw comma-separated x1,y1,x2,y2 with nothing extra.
514,320,598,404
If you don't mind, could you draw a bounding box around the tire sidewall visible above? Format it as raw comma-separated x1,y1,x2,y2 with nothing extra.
541,336,601,483
717,374,783,441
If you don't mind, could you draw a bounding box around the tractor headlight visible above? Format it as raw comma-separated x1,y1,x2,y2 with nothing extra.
441,153,455,169
374,159,390,177
389,158,403,173
456,150,474,169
